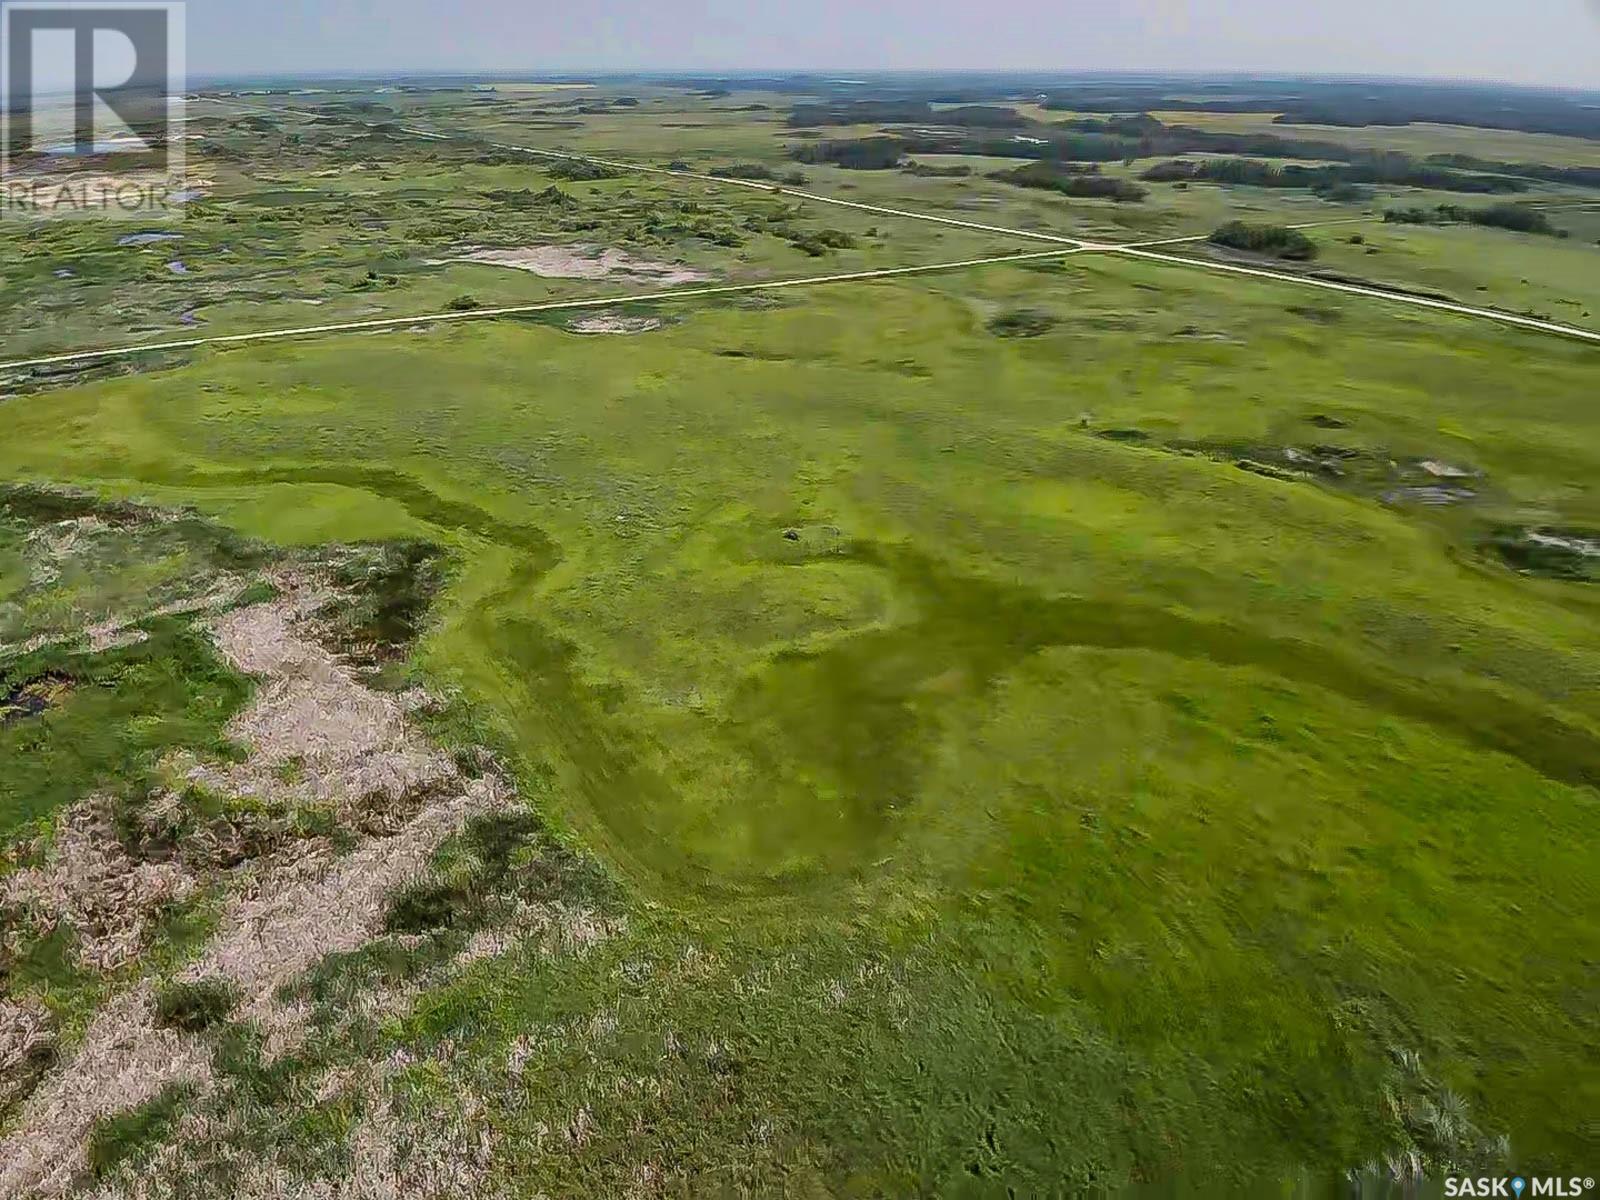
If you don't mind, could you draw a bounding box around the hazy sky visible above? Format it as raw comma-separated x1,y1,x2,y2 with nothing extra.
186,0,1600,89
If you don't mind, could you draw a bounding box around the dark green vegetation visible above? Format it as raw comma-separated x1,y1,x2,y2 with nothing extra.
2,76,1599,1195
0,626,251,842
1385,202,1564,236
1143,156,1522,195
708,161,809,186
1031,77,1600,140
1208,221,1320,260
85,1084,195,1179
0,488,265,841
986,308,1058,337
790,117,1591,194
991,162,1148,202
153,979,240,1032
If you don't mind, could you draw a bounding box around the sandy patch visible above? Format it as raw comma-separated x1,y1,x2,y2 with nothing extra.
437,244,708,286
188,580,457,824
192,774,504,1056
568,312,664,335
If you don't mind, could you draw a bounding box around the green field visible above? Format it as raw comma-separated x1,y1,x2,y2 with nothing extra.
2,83,1598,1196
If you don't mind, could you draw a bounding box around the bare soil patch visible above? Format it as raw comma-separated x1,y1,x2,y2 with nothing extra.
437,244,709,286
567,312,664,335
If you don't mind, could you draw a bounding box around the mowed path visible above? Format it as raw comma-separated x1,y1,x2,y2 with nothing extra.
1,97,1595,372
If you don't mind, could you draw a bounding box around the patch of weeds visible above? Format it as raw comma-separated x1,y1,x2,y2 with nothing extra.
383,809,610,937
154,978,239,1032
85,1083,194,1179
784,227,855,255
0,621,254,842
987,309,1058,338
0,483,145,529
1287,303,1343,322
385,881,466,934
546,158,621,182
709,162,808,186
117,781,280,867
283,935,461,1034
144,893,223,973
1209,221,1318,261
212,1022,311,1108
8,923,93,994
314,540,450,672
229,578,280,608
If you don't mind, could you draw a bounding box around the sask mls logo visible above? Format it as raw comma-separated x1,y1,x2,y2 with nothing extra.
0,1,186,216
1446,1178,1597,1198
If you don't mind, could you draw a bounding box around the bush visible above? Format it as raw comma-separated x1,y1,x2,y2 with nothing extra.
1385,203,1560,236
546,158,620,182
791,137,906,170
153,978,239,1032
445,294,480,312
988,309,1058,338
901,162,973,178
1208,221,1318,261
787,228,857,256
991,162,1146,202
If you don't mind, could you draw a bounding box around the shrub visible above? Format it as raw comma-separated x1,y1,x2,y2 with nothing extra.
991,162,1146,202
1208,221,1318,261
546,158,620,182
153,978,239,1032
988,309,1058,338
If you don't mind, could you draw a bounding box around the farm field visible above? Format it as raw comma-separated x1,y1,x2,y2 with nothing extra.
1,77,1598,1198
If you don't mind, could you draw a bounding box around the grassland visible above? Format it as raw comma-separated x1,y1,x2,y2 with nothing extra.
2,82,1598,1196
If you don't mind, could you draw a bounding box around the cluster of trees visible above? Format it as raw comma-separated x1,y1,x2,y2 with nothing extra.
1384,203,1563,236
901,162,972,178
708,162,809,185
1208,222,1319,260
546,159,621,182
791,137,907,170
484,185,577,210
991,162,1147,201
685,74,1597,139
739,205,858,256
1033,79,1600,141
788,101,1028,128
1143,157,1524,195
1424,154,1600,192
791,127,1542,196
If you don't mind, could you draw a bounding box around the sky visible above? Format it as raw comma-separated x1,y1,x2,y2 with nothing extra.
183,0,1600,89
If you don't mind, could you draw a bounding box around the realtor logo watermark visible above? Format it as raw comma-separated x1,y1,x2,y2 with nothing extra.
1,1,186,217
